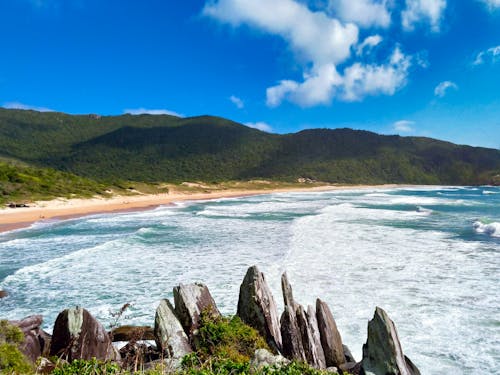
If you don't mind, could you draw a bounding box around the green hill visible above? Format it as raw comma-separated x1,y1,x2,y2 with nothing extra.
0,108,499,186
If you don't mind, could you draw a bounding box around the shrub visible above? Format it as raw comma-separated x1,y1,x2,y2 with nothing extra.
51,358,121,375
0,320,33,374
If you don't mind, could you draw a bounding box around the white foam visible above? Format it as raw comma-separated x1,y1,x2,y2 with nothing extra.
473,221,500,237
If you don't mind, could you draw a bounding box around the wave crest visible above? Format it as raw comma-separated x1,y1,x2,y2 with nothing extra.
473,221,500,237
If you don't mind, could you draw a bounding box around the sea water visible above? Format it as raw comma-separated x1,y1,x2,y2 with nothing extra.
0,186,499,374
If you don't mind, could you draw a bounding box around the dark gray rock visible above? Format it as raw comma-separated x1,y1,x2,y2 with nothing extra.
306,304,327,368
281,272,296,309
49,307,119,361
343,344,356,363
316,298,345,368
154,299,192,360
297,304,326,368
237,266,282,351
361,307,420,375
173,282,220,336
280,305,305,361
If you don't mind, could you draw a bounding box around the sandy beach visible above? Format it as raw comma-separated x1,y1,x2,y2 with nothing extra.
0,184,404,233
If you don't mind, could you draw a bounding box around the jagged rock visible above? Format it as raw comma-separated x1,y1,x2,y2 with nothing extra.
280,273,326,368
173,282,220,336
110,325,155,342
249,348,289,373
49,307,119,361
10,315,49,362
280,305,305,361
237,266,282,351
316,298,345,368
0,289,7,298
306,305,327,368
297,304,326,368
154,299,192,359
343,344,356,363
281,272,296,309
361,307,420,375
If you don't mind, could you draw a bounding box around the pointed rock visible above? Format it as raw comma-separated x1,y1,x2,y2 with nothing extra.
49,307,119,361
306,304,326,369
281,272,296,309
316,298,345,368
237,266,282,352
297,304,326,368
280,305,305,361
361,307,420,375
173,282,220,336
154,299,192,360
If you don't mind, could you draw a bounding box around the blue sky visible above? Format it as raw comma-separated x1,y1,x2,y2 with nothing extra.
0,0,499,148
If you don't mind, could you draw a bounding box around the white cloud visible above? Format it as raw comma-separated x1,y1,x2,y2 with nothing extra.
481,0,500,10
434,81,458,97
204,0,359,65
341,47,412,101
245,121,273,132
229,95,244,109
402,0,447,32
266,48,412,106
205,0,419,107
124,108,184,117
393,120,415,132
267,64,342,107
356,35,383,56
3,101,54,112
328,0,391,28
473,45,500,65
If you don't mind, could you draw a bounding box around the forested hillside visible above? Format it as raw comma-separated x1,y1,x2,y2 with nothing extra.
1,108,499,186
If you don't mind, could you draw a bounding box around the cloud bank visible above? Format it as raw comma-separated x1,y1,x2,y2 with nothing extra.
204,0,423,108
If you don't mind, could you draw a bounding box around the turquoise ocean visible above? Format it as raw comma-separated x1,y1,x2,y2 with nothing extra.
0,186,499,374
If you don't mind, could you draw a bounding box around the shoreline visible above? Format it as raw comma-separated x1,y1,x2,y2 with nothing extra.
0,184,406,233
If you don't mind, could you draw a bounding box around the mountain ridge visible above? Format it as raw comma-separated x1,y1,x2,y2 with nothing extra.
0,108,499,185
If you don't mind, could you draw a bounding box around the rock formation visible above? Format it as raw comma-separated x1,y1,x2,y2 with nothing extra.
249,348,289,373
49,307,119,361
173,282,220,336
110,325,155,342
279,273,326,368
361,307,420,375
0,290,7,298
316,298,345,368
306,304,327,368
237,266,282,352
9,315,50,362
154,299,192,359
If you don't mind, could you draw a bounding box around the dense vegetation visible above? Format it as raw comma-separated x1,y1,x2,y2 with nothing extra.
0,160,109,205
0,108,499,187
